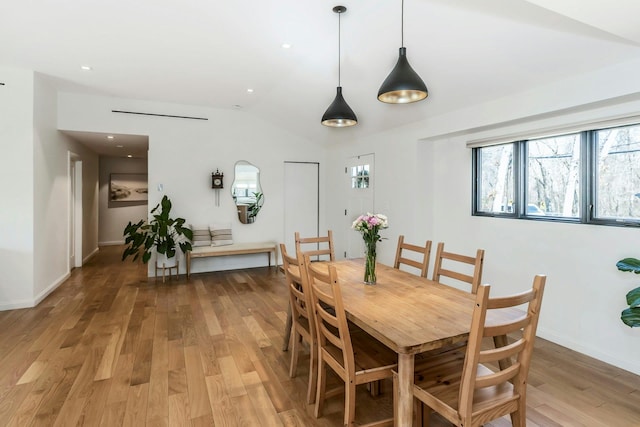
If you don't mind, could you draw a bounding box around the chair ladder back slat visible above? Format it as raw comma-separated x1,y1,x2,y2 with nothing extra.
295,230,335,261
478,339,524,365
316,302,339,329
393,235,432,278
484,317,530,338
487,288,536,309
320,322,344,349
432,242,484,294
442,251,476,264
437,268,474,284
474,363,520,389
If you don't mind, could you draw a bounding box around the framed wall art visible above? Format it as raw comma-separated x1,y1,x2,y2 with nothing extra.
109,173,148,202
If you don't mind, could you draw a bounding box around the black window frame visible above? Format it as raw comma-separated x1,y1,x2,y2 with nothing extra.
472,123,640,228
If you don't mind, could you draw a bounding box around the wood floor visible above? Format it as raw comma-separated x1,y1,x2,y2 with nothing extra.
0,246,638,426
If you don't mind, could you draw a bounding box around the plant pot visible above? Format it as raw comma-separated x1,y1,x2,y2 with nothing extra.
156,252,178,268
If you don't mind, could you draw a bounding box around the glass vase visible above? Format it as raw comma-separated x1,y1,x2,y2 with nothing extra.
364,242,377,285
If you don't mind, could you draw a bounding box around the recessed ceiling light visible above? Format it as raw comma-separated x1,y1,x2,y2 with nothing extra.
127,155,132,158
107,135,115,140
281,43,292,49
116,144,124,148
80,65,92,71
247,88,254,93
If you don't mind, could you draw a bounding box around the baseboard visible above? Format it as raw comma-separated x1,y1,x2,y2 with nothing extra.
99,240,125,246
537,326,640,376
83,247,99,263
0,270,72,311
0,299,36,311
33,272,71,306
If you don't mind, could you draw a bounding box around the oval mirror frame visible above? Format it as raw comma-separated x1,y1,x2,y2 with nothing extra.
231,160,264,224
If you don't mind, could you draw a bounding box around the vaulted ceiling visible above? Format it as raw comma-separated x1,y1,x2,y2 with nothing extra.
2,0,640,148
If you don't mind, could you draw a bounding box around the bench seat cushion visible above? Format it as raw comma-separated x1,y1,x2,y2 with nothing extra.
190,242,276,255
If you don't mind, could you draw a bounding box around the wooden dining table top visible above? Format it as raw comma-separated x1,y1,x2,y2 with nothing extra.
318,259,478,355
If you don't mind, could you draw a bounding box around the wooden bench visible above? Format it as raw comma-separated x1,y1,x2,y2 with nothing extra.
186,242,279,279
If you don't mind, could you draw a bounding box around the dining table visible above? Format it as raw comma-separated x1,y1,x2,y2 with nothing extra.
327,259,479,426
282,258,522,426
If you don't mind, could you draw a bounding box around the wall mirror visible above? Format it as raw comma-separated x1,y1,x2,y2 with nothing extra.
231,160,264,224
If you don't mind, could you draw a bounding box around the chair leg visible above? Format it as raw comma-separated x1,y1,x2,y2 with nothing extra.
344,380,356,426
423,404,433,427
315,358,327,418
369,380,380,396
510,396,527,427
306,342,317,404
289,329,299,378
282,305,292,351
414,398,423,426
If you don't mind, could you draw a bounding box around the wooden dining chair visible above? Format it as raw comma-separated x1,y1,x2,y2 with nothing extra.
280,244,317,404
404,275,546,427
305,254,397,427
393,235,432,278
432,242,484,294
295,230,335,261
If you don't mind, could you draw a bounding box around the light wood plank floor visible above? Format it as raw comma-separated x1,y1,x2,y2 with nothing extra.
0,245,638,426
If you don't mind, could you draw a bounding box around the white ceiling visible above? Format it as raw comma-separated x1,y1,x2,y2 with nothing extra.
2,0,640,155
61,131,149,158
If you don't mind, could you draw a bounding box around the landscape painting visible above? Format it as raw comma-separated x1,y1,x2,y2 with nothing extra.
110,173,148,202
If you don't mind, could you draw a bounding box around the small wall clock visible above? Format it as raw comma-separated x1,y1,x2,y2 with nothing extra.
212,169,224,206
212,169,224,189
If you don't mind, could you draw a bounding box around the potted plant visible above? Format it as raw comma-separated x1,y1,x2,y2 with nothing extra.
247,191,264,223
122,195,193,265
615,258,640,327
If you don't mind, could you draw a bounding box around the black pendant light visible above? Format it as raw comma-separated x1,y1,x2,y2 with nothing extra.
378,0,428,104
322,5,357,127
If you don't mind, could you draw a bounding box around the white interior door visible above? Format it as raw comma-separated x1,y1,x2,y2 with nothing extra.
346,154,375,258
69,152,83,269
69,159,76,269
74,160,83,268
283,162,319,259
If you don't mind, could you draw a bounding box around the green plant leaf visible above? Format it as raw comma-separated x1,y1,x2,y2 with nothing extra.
179,241,192,254
121,195,191,264
621,307,640,327
626,286,640,307
616,258,640,273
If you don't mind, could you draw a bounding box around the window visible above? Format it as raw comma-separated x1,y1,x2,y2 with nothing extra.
527,134,580,219
595,125,640,222
350,164,370,189
473,122,640,226
475,144,514,214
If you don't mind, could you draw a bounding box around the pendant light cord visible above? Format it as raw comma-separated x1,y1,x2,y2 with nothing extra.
401,0,404,47
338,10,342,87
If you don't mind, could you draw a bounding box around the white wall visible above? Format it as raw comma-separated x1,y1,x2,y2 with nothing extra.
0,69,100,310
326,133,433,264
0,67,35,309
33,73,100,304
326,58,640,375
58,93,326,274
99,156,148,245
429,134,640,375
